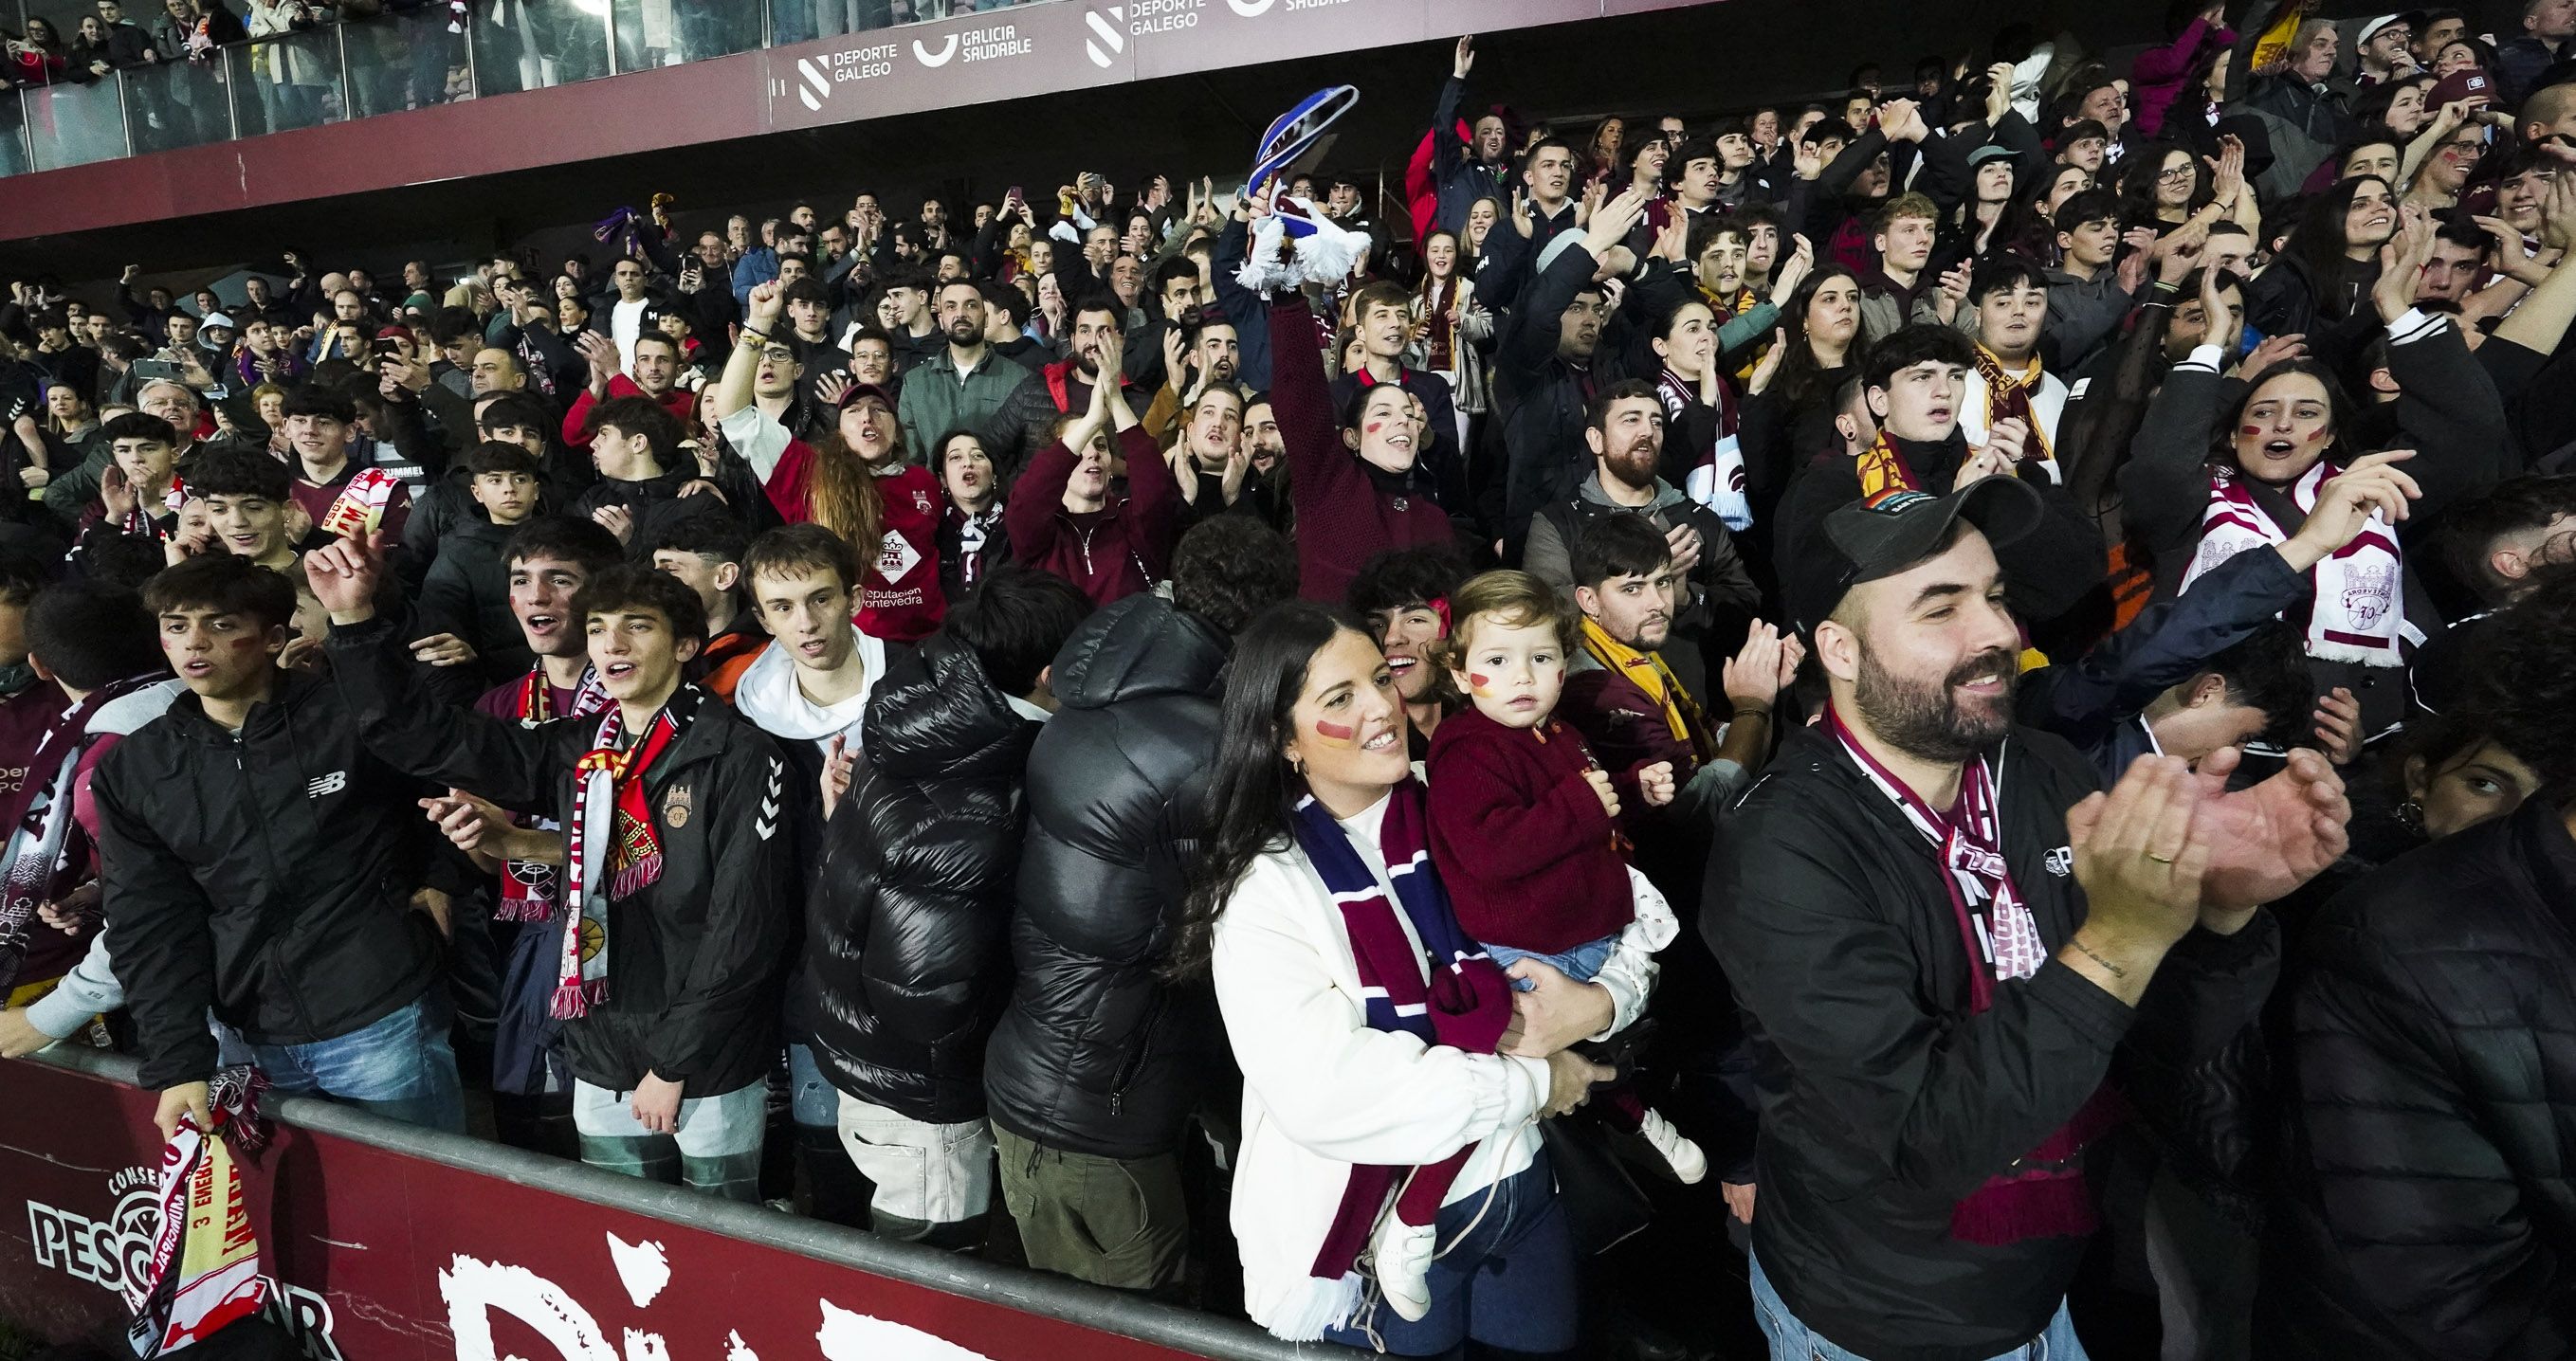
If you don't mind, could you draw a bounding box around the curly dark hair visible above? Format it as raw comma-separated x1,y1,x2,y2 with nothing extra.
1172,516,1298,636
2461,567,2576,806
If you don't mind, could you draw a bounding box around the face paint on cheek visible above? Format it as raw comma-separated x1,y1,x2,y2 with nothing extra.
2239,426,2262,439
1310,718,1358,745
1363,421,1385,436
1466,672,1491,694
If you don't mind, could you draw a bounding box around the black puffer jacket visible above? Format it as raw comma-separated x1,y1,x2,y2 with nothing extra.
2260,799,2576,1360
982,592,1227,1160
804,636,1042,1124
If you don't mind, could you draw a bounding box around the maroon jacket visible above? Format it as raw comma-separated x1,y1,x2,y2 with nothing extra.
1268,295,1455,601
1560,656,1710,788
1424,703,1635,956
1004,425,1177,607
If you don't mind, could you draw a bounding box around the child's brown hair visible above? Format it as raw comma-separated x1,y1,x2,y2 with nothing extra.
1436,569,1579,672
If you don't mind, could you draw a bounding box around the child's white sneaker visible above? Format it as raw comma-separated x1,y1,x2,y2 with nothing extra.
1640,1108,1708,1184
1369,1214,1437,1322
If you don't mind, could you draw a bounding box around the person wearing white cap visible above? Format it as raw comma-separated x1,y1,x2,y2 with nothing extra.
2356,14,2422,86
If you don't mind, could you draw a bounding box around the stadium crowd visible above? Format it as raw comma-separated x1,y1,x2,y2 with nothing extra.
4,6,2576,1358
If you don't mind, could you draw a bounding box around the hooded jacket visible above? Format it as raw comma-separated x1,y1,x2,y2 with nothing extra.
1706,723,2281,1361
325,617,795,1098
97,670,448,1089
804,636,1044,1124
2261,799,2576,1359
982,592,1229,1159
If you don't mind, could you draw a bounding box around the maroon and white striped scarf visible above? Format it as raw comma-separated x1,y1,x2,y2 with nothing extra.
496,663,610,924
1827,705,2124,1244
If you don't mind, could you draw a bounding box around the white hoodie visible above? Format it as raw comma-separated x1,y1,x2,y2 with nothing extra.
730,626,886,756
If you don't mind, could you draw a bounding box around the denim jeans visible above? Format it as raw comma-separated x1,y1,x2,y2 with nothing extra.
1324,1152,1578,1356
1748,1252,2090,1361
214,990,466,1134
1485,935,1617,991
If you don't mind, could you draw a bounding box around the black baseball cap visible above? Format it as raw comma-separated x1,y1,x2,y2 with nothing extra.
1785,475,2048,636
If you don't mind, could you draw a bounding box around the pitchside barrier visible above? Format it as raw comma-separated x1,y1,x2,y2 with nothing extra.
0,1047,1322,1361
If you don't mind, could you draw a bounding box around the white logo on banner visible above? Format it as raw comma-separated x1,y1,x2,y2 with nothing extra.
442,1252,1003,1361
1227,0,1274,13
911,33,959,66
25,1165,343,1360
1085,7,1124,67
795,56,830,110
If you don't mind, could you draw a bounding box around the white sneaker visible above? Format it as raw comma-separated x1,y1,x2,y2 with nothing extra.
1369,1215,1437,1323
1639,1108,1708,1184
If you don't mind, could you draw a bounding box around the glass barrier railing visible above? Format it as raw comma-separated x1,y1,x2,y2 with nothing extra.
0,0,1050,179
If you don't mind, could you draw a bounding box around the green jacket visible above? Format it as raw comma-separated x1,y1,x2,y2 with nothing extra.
894,345,1058,473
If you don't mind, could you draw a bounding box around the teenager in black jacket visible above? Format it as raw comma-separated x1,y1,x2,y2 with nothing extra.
1708,480,2348,1361
2263,573,2576,1359
313,545,793,1201
99,555,463,1140
804,566,1090,1248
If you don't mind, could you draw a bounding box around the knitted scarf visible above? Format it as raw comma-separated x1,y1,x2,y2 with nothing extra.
1854,430,1923,499
316,466,400,538
554,685,698,1019
1658,367,1750,530
497,663,610,924
119,478,187,538
0,676,152,993
1972,345,2056,475
1580,616,1716,766
1285,781,1513,1336
2180,461,2407,667
1416,277,1458,372
1827,706,2123,1244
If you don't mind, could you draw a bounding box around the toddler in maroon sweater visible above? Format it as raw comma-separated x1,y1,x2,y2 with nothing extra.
1361,572,1700,1323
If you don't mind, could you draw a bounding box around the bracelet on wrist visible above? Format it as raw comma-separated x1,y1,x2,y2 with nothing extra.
739,325,770,345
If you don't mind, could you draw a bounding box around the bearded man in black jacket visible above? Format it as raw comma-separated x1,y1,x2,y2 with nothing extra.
1707,479,2349,1361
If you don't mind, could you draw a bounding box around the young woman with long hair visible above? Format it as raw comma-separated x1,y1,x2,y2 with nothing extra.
1736,263,1863,510
2244,174,2399,351
1413,228,1491,445
1171,601,1641,1352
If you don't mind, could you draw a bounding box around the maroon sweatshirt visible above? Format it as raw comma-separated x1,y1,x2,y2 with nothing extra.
1424,703,1636,956
1267,294,1456,602
1005,424,1177,608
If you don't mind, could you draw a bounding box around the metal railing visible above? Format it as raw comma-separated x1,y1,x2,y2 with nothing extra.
0,1,1032,178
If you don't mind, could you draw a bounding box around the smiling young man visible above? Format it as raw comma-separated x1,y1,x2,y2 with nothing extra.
1007,328,1177,607
1348,546,1470,758
100,554,466,1143
1711,479,2348,1361
280,385,412,547
1959,259,2068,474
1328,281,1465,506
314,538,793,1199
187,446,302,574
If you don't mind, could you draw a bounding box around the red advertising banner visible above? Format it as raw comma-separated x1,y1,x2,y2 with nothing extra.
0,1054,1297,1361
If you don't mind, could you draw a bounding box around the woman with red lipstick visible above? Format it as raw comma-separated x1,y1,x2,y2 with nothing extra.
933,429,1009,602
2125,220,2512,741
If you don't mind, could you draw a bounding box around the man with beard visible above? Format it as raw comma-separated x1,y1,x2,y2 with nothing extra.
896,280,1052,473
1958,260,2067,467
1161,384,1247,535
1231,393,1291,530
565,331,697,451
1778,323,2104,636
1524,381,1759,689
1034,298,1130,427
1707,478,2350,1361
